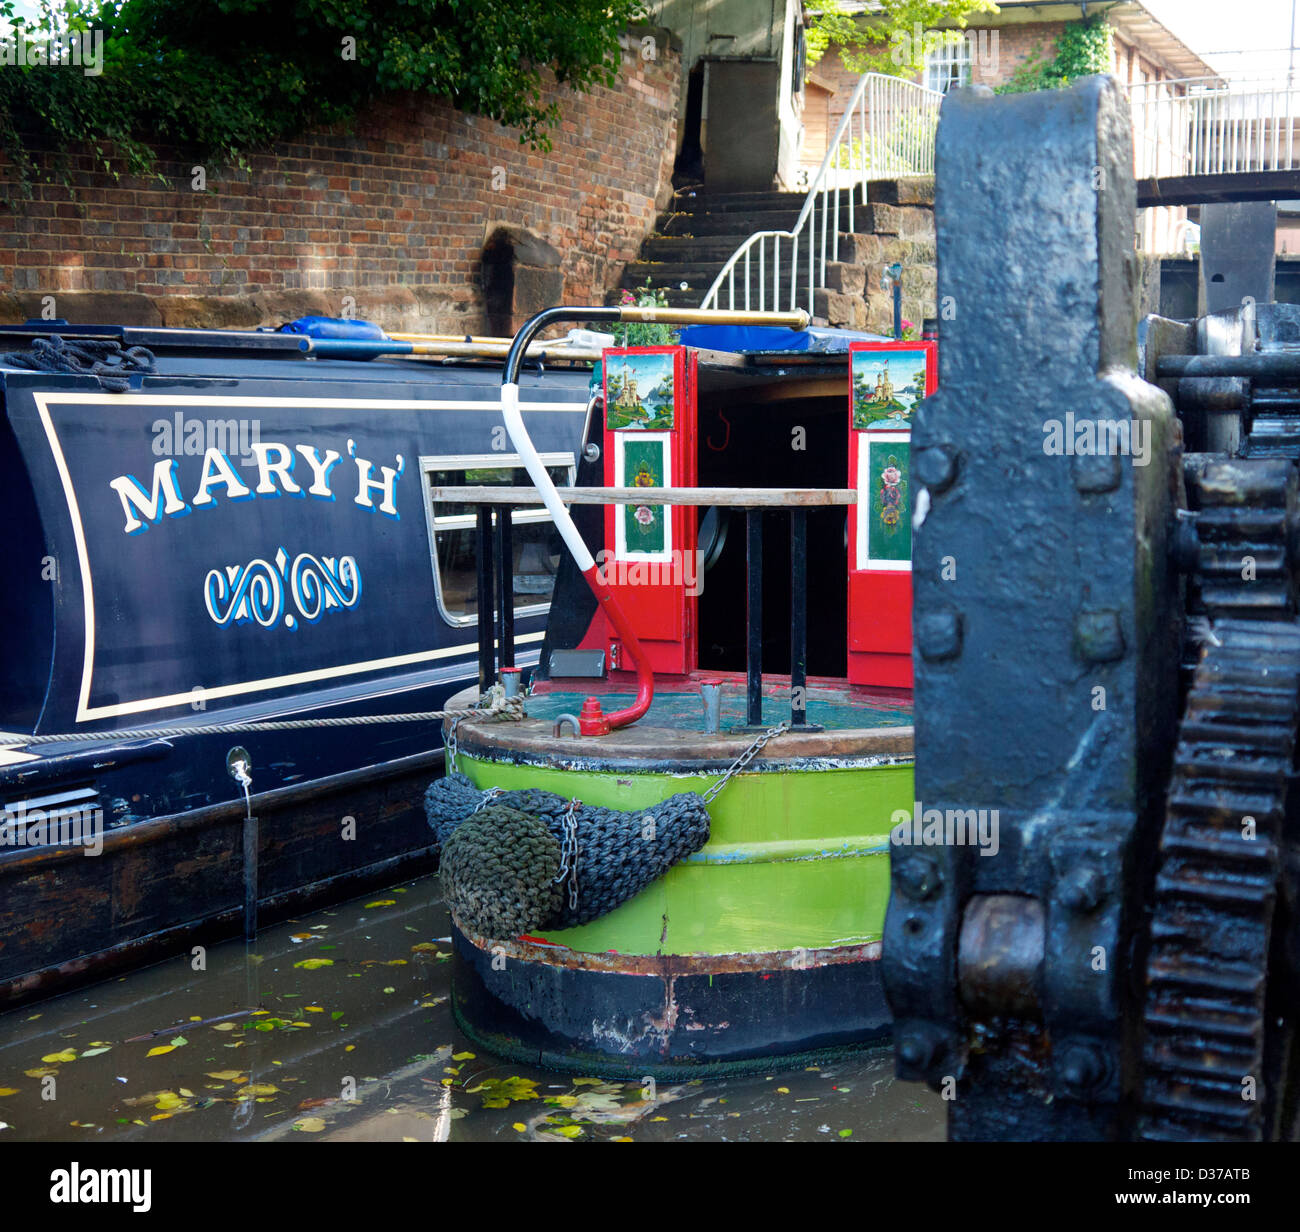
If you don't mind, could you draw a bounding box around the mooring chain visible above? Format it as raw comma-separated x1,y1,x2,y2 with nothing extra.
472,787,504,814
700,720,790,806
552,797,581,912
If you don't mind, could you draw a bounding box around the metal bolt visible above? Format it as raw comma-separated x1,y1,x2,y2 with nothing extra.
917,608,963,662
897,1030,938,1071
1072,450,1121,494
1057,863,1105,913
1058,1041,1108,1094
1073,609,1125,664
915,445,957,493
896,854,942,901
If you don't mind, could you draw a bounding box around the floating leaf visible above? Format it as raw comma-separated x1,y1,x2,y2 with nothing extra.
331,1011,344,1021
547,1124,583,1139
146,1045,176,1058
512,1122,526,1132
612,1136,634,1142
294,958,334,970
154,1092,185,1111
150,1113,172,1121
290,933,314,943
776,1087,790,1094
364,900,397,908
24,1067,57,1078
294,1117,326,1132
304,1006,324,1013
206,1070,248,1082
171,1036,188,1048
452,1052,475,1061
242,1084,279,1096
0,1088,17,1097
80,1046,112,1058
467,1076,538,1108
41,1050,77,1064
838,1128,853,1138
213,1023,236,1032
410,943,441,953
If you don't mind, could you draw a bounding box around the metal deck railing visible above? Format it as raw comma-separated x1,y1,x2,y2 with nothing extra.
700,73,942,317
432,485,856,729
1130,75,1300,179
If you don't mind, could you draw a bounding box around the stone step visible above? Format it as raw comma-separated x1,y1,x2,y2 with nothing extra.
667,189,811,213
653,209,803,238
620,262,728,289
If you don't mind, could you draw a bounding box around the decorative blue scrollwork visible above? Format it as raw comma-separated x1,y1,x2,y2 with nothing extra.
205,547,362,630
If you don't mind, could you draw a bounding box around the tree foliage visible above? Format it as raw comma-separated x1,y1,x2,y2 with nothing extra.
0,0,647,200
995,13,1114,94
805,0,998,78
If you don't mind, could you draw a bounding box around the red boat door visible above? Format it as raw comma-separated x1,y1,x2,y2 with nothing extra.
599,346,696,676
846,340,937,688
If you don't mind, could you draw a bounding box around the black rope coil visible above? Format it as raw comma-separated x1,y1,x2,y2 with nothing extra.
426,773,711,933
1,335,156,393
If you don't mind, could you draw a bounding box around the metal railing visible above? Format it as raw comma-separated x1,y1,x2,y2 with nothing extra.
700,73,942,316
1130,75,1300,179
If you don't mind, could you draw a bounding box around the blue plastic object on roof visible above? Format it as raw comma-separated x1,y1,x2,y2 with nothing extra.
280,316,388,340
675,324,890,353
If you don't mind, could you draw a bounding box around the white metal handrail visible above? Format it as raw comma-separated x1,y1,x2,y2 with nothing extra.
1130,75,1300,179
700,73,942,316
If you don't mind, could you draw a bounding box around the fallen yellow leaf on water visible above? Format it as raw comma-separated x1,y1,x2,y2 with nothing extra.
150,1113,172,1121
0,1087,18,1097
25,1067,57,1078
242,1084,279,1096
294,1117,326,1132
153,1092,184,1111
304,1006,324,1013
290,932,314,943
451,1052,475,1061
80,1046,111,1058
776,1087,790,1094
206,1071,247,1081
146,1045,176,1058
250,1010,269,1016
364,900,397,908
512,1122,526,1132
178,1088,194,1098
189,1017,201,1022
345,1045,355,1052
410,943,441,953
291,1022,312,1029
651,1116,668,1122
294,959,334,970
212,1023,236,1032
41,1050,77,1064
612,1136,634,1142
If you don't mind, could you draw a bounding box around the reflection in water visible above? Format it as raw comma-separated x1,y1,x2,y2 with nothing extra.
0,878,944,1143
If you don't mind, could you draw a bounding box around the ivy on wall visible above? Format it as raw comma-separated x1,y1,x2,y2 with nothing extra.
0,0,647,203
995,13,1115,95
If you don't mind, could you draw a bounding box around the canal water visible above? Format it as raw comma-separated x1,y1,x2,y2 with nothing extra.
0,877,944,1142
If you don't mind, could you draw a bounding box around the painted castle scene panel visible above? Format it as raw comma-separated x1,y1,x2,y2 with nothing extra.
852,349,929,431
605,352,677,431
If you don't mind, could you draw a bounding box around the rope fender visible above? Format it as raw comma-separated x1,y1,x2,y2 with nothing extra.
426,773,711,934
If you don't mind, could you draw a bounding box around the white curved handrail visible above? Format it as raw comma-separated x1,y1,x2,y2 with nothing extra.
700,73,942,316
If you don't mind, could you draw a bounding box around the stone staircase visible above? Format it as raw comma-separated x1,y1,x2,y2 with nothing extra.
615,178,937,334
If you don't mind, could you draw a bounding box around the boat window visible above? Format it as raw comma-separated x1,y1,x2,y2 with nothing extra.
422,454,574,627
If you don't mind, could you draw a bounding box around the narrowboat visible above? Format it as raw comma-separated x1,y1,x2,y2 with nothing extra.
0,318,601,1007
436,307,934,1074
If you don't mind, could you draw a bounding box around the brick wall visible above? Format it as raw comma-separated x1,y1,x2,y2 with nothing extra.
0,31,681,335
